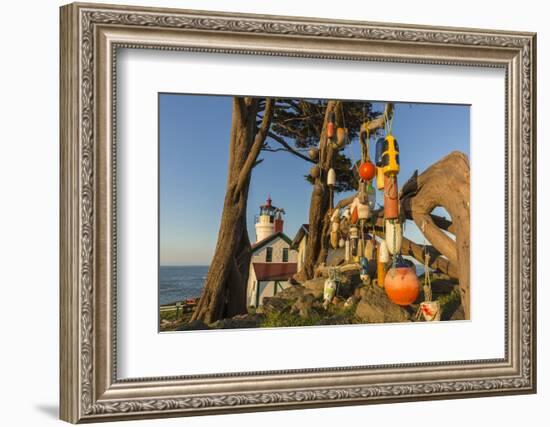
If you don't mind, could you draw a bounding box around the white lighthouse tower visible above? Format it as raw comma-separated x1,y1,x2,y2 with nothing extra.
254,196,284,243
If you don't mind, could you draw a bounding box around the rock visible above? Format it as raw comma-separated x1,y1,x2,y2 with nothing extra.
291,294,316,318
262,297,291,314
177,319,211,331
318,315,355,325
344,295,360,308
302,277,326,299
212,314,265,329
449,305,465,321
276,284,307,300
326,248,346,266
355,285,411,323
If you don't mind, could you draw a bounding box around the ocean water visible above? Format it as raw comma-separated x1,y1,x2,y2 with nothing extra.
159,266,208,305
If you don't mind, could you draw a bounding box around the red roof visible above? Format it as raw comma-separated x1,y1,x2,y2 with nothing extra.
252,262,297,281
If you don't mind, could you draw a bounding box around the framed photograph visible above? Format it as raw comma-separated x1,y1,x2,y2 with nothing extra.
60,2,537,423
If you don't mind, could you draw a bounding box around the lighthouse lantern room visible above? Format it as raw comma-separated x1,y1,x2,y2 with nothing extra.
254,196,285,242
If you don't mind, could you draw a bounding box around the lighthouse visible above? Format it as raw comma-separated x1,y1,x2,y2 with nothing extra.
254,196,284,243
247,197,297,307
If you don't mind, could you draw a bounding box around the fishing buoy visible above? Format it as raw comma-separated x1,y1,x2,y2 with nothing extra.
420,301,441,321
331,208,340,222
351,206,359,224
327,111,336,138
327,168,336,186
309,147,319,161
358,161,376,181
364,238,375,260
384,174,399,219
310,165,320,179
336,127,347,148
344,239,350,261
338,238,345,248
384,267,420,306
380,134,400,175
357,200,370,220
385,219,402,255
376,166,385,190
331,221,339,232
379,240,390,263
323,277,337,302
375,137,385,167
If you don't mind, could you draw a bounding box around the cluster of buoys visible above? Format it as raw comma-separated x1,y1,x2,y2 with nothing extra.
322,106,427,312
377,129,421,306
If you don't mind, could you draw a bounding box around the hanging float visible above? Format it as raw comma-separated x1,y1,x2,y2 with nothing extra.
327,111,336,138
327,168,336,186
385,218,403,255
384,266,420,306
358,160,376,181
376,167,385,190
310,165,320,179
336,127,347,149
380,134,400,176
384,174,399,219
308,147,319,161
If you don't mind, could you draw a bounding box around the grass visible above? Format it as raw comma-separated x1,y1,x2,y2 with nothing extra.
159,307,193,331
260,310,324,328
437,287,462,320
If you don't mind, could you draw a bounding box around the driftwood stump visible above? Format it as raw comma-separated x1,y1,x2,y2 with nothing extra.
400,151,470,319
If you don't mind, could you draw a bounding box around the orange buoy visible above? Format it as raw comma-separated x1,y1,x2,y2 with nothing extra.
359,161,376,181
384,267,420,306
384,174,399,219
327,111,336,138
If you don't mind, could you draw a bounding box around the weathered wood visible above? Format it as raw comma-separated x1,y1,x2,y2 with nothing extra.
400,151,470,318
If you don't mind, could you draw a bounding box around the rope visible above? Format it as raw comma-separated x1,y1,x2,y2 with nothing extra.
421,220,433,302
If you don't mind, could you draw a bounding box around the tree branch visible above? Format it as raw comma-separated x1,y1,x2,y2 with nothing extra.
266,132,315,164
366,102,394,133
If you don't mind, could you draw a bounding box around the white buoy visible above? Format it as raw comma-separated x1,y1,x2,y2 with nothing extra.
356,198,370,220
379,240,390,263
327,168,336,186
385,219,403,255
323,278,337,302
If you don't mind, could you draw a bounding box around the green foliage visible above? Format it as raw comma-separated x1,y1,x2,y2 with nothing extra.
260,310,323,328
437,287,462,320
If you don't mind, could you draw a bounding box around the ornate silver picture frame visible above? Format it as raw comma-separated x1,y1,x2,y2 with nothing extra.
60,2,536,423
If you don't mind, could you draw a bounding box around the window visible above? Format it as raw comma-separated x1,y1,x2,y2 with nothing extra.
266,247,273,263
282,247,289,262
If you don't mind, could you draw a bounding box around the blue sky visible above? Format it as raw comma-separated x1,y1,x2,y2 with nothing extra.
159,94,469,266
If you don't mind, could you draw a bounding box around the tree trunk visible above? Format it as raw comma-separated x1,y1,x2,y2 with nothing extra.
303,101,339,279
192,97,273,324
400,151,470,319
